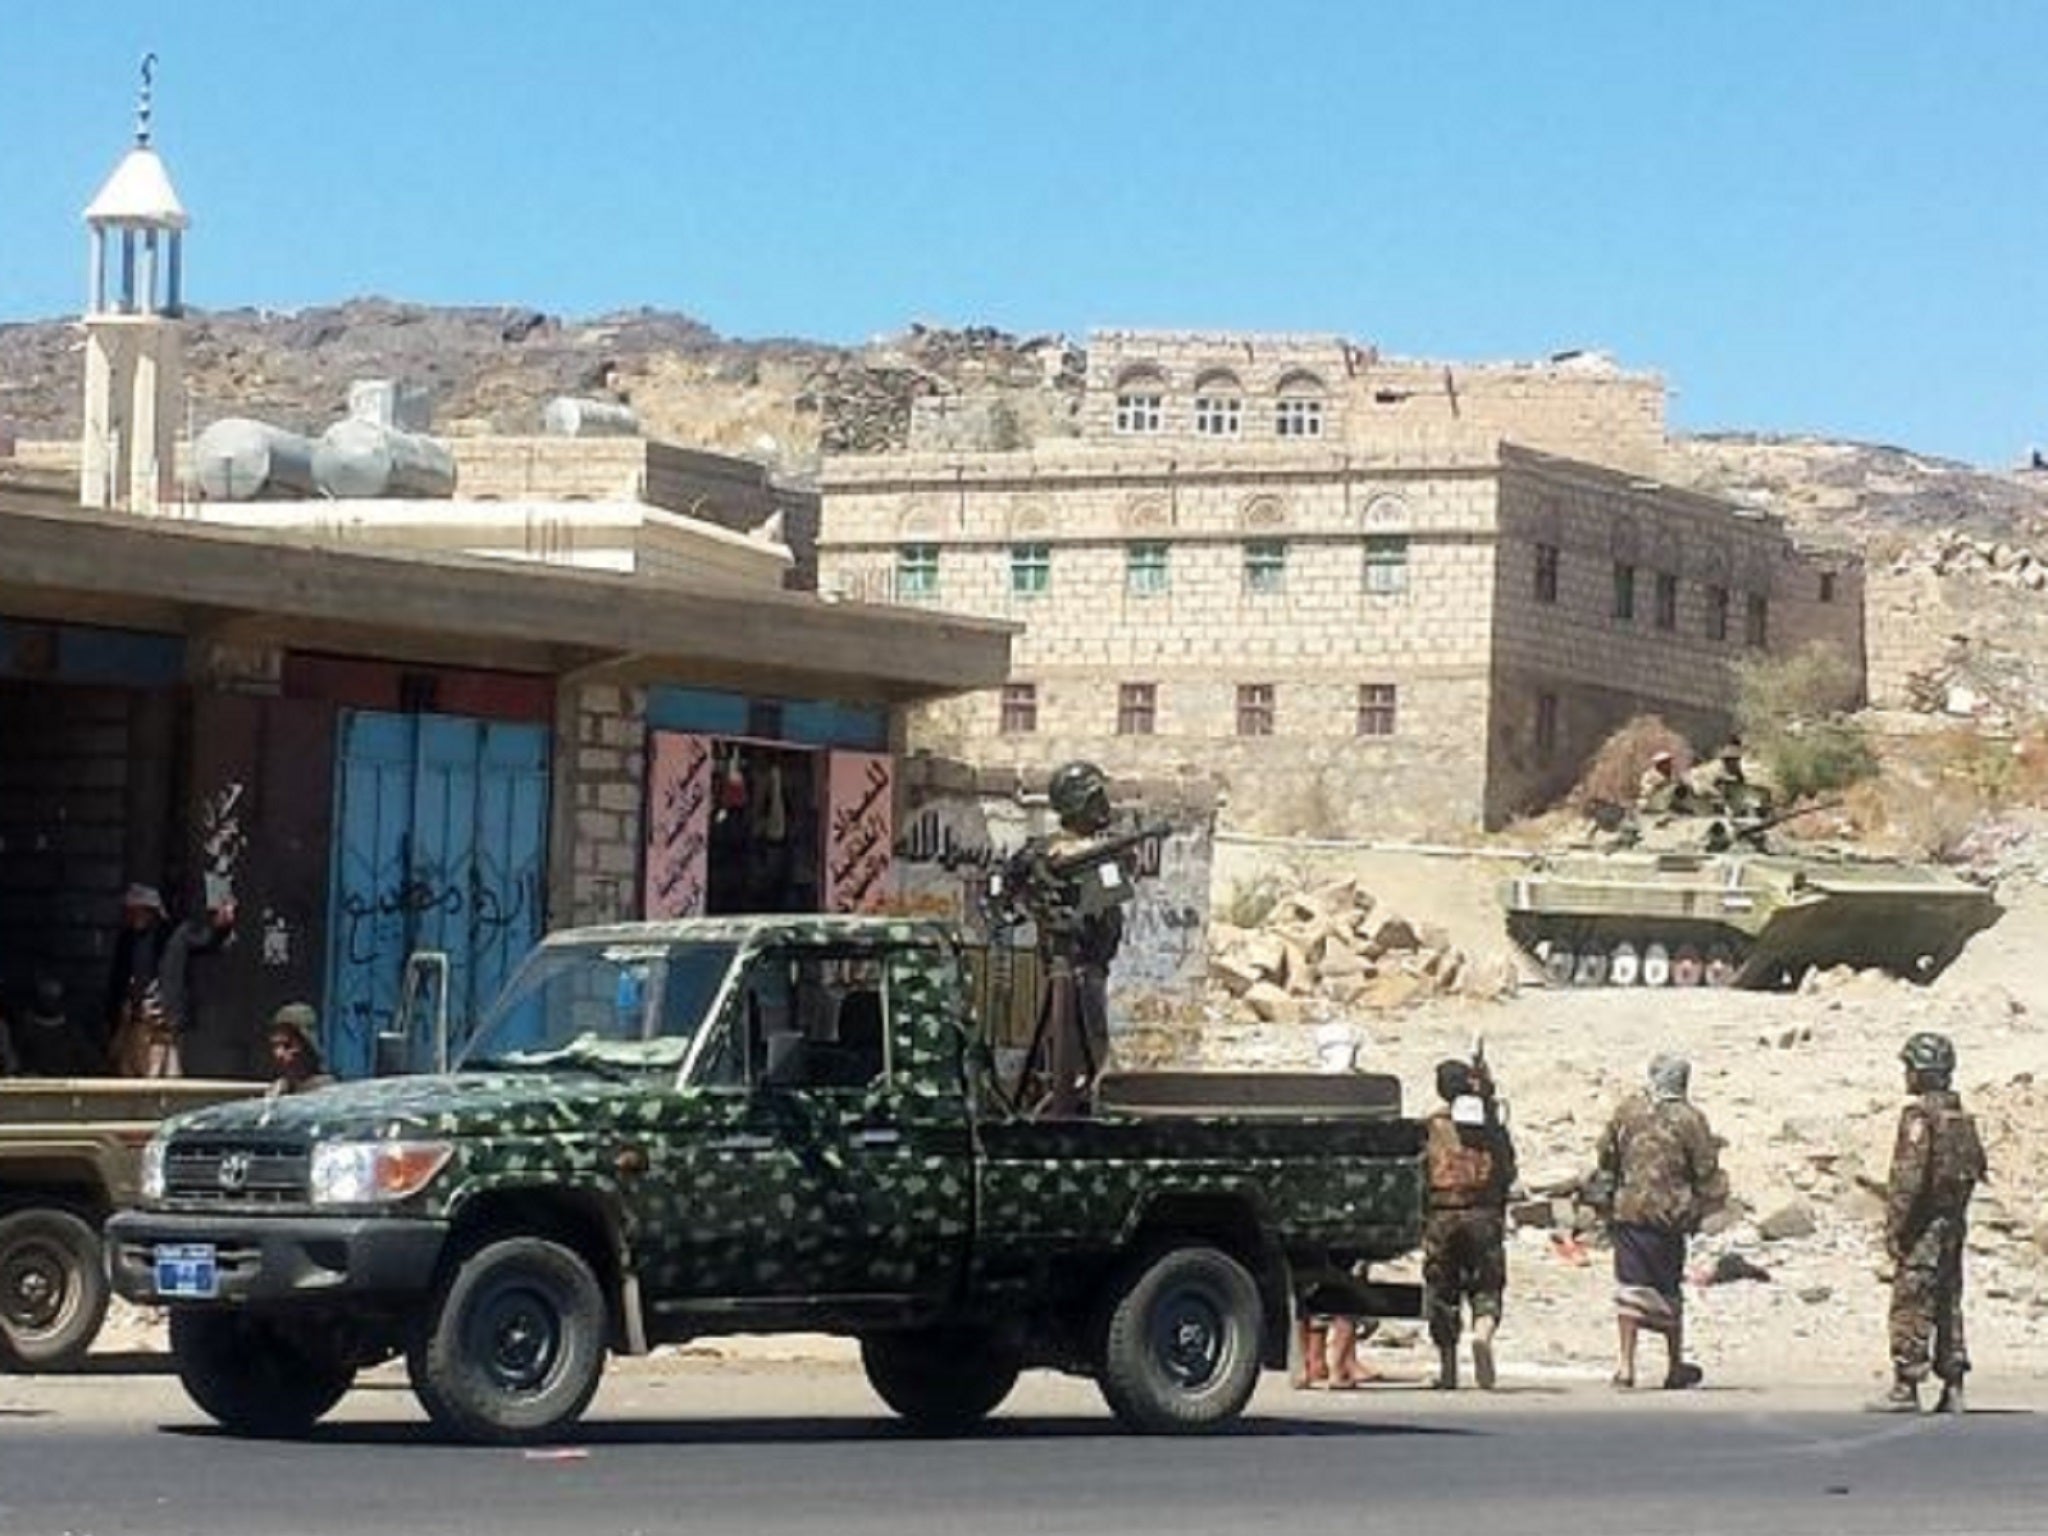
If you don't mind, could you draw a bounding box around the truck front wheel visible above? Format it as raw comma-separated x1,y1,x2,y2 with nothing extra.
1098,1245,1263,1434
0,1209,111,1371
861,1327,1021,1433
409,1236,608,1445
170,1311,355,1437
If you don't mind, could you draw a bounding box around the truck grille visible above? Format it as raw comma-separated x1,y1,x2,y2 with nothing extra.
165,1139,311,1204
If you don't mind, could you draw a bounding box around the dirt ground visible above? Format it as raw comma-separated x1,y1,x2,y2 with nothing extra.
1204,833,2048,1388
90,835,2048,1391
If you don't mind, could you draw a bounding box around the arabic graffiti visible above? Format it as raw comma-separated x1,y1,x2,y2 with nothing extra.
338,864,539,967
645,732,712,919
826,753,894,913
892,786,1216,997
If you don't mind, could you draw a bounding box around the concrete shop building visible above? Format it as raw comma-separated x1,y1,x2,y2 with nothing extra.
819,330,1864,835
0,483,1009,1080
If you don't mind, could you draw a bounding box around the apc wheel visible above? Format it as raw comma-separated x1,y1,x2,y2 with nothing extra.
862,1328,1021,1433
170,1310,355,1437
0,1209,110,1372
1671,946,1705,987
1098,1245,1263,1434
409,1236,608,1445
1641,943,1673,988
1539,943,1576,987
1704,946,1739,987
1608,942,1641,987
1572,949,1609,987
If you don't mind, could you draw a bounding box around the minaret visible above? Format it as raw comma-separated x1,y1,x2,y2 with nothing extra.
81,55,189,514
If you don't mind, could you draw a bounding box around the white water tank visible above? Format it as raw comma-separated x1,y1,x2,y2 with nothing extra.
312,419,457,499
542,396,641,437
193,418,318,501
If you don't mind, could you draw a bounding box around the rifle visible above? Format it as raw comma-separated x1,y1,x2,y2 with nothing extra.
1721,798,1845,849
1040,821,1172,881
988,822,1172,927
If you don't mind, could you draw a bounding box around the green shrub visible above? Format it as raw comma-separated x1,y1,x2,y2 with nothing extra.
1735,644,1875,800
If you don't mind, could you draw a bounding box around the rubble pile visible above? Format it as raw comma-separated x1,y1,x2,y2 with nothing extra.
1894,530,2048,593
1892,634,2048,724
1205,876,1521,1023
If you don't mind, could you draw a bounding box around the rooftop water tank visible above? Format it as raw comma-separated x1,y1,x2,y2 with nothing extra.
193,418,318,501
542,396,641,438
312,419,457,499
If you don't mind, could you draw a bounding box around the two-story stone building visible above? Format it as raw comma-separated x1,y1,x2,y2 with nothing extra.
818,330,1864,835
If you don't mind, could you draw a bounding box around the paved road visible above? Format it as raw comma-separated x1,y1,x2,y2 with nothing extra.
2,1360,2044,1536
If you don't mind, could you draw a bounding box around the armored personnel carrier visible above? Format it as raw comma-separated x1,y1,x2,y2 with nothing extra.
1500,807,2001,990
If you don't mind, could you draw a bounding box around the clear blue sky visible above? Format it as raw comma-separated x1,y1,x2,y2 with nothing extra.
3,2,2043,465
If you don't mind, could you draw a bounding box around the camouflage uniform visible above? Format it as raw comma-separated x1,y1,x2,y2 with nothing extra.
1019,762,1131,1116
1597,1088,1723,1233
1885,1081,1985,1391
1422,1109,1516,1349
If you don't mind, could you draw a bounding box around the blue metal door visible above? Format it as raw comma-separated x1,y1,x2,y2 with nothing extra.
326,711,549,1077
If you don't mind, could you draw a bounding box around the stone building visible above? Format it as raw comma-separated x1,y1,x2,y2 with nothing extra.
818,330,1864,835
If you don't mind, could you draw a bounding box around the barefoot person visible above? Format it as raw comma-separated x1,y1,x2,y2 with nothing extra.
1595,1053,1726,1389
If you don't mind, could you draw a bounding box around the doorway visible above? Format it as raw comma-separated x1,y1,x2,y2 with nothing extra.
325,710,549,1076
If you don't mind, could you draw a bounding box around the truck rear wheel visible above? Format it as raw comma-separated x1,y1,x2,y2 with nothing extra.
409,1235,607,1445
1098,1245,1263,1434
170,1310,355,1437
0,1209,111,1371
861,1327,1021,1433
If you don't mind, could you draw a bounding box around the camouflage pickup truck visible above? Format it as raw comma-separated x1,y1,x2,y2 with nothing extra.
110,916,1424,1443
1,1078,262,1370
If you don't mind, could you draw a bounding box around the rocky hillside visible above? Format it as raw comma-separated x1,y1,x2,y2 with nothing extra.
8,300,2048,658
1671,434,2048,553
0,299,1078,476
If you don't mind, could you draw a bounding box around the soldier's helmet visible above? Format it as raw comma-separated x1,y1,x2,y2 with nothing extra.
1047,759,1113,831
1900,1031,1956,1079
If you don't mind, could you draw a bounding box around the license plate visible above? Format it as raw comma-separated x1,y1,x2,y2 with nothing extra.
154,1242,219,1299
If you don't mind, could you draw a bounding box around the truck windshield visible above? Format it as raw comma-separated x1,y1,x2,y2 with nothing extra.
455,940,738,1074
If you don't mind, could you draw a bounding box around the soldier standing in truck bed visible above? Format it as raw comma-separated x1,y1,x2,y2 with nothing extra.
1871,1031,1986,1414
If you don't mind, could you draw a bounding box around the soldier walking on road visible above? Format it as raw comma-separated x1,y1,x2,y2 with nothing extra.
1423,1056,1517,1390
1595,1053,1726,1390
1871,1031,1986,1415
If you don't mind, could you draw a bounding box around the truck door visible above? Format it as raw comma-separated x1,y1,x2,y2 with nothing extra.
649,945,971,1316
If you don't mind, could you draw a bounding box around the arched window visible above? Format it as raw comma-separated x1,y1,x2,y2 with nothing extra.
1113,366,1167,434
1273,370,1326,439
1192,369,1243,438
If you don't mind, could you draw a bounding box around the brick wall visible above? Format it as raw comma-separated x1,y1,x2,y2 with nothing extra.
1070,331,1666,474
551,682,647,927
822,445,1506,834
1483,449,1864,820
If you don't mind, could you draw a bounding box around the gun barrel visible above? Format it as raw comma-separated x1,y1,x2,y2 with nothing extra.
1043,822,1172,877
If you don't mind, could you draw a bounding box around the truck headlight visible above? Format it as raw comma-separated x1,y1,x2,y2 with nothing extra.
309,1141,454,1206
140,1136,168,1201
